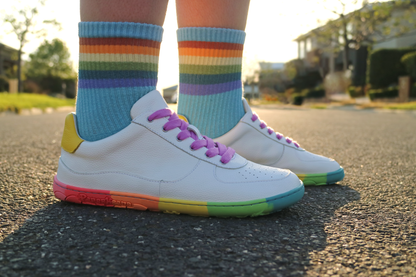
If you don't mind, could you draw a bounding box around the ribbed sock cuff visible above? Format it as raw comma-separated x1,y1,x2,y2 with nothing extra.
177,26,245,138
76,21,162,141
177,27,245,44
79,21,163,41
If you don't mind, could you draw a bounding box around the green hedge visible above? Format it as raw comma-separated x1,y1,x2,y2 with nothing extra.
0,75,9,92
368,48,416,89
292,93,304,105
293,70,322,91
290,87,325,105
368,87,399,101
411,83,416,98
347,86,364,98
401,51,416,80
303,88,325,98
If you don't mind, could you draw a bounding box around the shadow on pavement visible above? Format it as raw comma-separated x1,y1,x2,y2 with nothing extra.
0,184,359,277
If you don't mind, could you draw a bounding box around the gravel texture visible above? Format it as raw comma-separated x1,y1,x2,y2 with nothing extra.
0,108,415,276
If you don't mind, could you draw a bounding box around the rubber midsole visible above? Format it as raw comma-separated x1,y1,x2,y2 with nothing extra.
296,167,345,185
53,176,304,216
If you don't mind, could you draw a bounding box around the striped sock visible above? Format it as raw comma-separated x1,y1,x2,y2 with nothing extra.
177,27,246,139
76,22,163,141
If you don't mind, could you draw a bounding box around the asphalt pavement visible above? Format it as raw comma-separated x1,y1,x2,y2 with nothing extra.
0,107,415,276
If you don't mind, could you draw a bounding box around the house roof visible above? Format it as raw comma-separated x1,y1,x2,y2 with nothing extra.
292,1,400,41
259,62,284,70
163,85,178,91
0,43,19,53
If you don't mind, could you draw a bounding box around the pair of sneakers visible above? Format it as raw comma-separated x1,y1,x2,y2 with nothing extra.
53,90,344,217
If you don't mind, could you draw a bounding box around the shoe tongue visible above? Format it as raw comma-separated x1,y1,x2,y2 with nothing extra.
242,98,253,115
130,90,168,119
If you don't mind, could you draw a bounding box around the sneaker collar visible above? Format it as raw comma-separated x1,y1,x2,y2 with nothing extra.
130,90,168,119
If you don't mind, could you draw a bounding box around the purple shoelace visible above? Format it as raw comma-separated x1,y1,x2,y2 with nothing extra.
148,109,236,164
251,113,300,148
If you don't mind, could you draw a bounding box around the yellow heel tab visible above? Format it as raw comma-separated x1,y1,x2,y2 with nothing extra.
178,114,189,123
61,113,84,153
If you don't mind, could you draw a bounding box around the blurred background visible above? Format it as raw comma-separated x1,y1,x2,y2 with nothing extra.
1,0,416,111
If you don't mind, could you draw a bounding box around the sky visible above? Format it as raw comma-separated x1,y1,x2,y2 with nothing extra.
0,0,368,91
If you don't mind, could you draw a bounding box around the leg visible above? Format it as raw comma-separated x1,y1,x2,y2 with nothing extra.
176,0,250,138
81,0,168,24
77,0,168,141
176,0,250,30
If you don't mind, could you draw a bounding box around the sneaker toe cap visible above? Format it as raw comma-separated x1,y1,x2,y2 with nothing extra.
215,161,303,197
295,150,341,174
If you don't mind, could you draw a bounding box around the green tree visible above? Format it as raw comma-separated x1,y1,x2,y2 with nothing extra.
2,0,60,92
25,38,76,94
313,0,416,71
26,39,75,79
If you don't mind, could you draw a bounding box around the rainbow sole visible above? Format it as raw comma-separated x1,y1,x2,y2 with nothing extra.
53,176,304,218
297,167,345,186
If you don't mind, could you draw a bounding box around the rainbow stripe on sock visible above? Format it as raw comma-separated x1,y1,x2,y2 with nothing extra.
177,27,246,138
78,37,160,88
53,176,304,217
76,22,163,142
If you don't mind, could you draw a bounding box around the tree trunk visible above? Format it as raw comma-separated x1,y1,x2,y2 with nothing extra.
343,42,349,71
341,15,349,71
17,48,22,93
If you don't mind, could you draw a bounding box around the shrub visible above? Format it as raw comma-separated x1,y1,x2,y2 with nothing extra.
303,88,326,98
367,48,416,89
401,51,416,80
347,86,364,98
262,94,279,102
292,93,304,105
411,83,416,98
290,86,325,105
368,87,399,101
0,75,9,92
293,70,322,91
63,79,77,99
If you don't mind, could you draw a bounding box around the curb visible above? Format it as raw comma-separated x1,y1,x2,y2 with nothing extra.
0,106,75,116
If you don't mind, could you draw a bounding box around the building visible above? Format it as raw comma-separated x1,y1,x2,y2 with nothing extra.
294,2,416,86
243,83,259,100
257,62,290,93
0,43,19,77
258,62,284,72
162,85,178,103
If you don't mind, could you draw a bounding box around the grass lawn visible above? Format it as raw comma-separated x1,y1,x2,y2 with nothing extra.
309,104,327,109
0,93,75,113
385,101,416,110
359,101,416,110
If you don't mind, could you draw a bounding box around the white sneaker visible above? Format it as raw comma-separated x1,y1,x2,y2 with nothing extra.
213,99,344,186
53,90,304,217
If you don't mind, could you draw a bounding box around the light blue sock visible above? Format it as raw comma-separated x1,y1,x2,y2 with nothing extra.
76,22,163,141
177,27,245,138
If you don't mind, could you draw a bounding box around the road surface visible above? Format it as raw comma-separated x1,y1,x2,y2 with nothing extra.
0,107,415,276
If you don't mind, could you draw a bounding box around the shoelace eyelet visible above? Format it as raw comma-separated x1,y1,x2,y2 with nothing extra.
147,117,153,123
252,113,300,148
205,153,211,158
149,108,236,163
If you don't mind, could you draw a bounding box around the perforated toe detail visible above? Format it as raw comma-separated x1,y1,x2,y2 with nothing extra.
215,161,291,183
